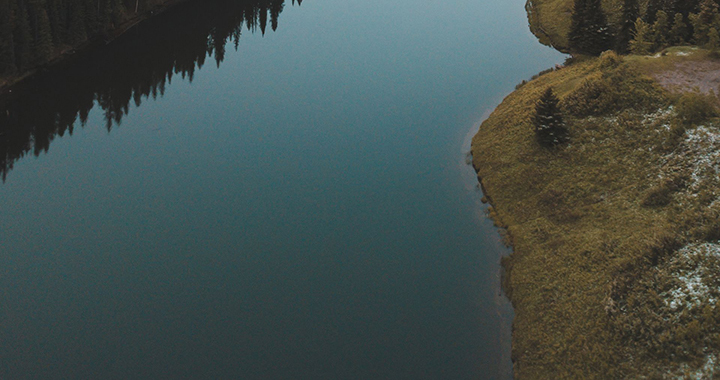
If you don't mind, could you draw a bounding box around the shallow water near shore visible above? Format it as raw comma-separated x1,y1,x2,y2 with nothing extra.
0,0,562,378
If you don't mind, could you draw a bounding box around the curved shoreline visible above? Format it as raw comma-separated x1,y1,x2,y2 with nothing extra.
471,1,720,376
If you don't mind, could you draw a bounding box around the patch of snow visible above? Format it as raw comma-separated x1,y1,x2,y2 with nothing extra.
673,353,717,379
676,51,691,56
658,124,720,204
682,126,720,191
642,106,675,128
663,242,720,311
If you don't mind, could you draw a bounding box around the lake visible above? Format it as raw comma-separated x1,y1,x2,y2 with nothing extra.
0,0,562,378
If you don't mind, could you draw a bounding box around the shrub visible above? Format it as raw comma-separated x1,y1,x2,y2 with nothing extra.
675,91,718,125
597,50,622,69
561,64,666,117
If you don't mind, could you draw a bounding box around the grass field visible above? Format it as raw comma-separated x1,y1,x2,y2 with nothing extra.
472,49,720,378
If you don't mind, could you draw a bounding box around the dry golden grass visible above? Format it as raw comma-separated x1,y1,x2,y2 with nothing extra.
472,51,720,378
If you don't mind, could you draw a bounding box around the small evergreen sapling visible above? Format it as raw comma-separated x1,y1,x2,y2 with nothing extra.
533,88,569,147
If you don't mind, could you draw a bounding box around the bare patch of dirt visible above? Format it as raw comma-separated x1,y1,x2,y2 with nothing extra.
653,60,720,95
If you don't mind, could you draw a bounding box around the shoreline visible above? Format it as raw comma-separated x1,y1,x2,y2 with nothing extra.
472,1,720,376
462,117,515,379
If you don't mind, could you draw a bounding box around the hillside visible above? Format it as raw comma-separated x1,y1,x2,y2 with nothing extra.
474,1,720,377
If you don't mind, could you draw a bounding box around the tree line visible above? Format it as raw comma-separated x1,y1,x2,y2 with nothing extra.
569,0,720,55
0,0,293,181
0,0,297,76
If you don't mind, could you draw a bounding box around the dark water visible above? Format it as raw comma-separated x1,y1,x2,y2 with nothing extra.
0,0,562,378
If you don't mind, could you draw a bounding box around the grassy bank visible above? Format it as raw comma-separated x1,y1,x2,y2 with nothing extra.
472,48,720,378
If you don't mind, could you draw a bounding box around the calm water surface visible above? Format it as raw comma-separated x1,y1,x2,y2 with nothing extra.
0,0,562,378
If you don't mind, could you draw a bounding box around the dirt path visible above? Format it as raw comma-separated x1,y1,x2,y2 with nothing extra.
653,60,720,95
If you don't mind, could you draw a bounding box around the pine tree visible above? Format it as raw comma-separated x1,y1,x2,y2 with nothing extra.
707,26,720,49
652,10,670,48
569,0,614,55
29,0,54,64
631,17,654,54
617,0,640,53
0,0,16,74
669,12,688,44
698,0,719,25
691,0,720,44
270,0,283,31
111,0,125,27
68,1,87,44
14,0,33,70
534,88,569,147
45,0,64,45
645,0,662,24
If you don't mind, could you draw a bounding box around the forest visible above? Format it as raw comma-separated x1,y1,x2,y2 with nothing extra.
0,0,295,75
566,0,720,56
0,0,294,181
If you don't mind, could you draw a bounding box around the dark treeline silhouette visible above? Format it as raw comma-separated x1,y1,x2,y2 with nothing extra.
0,0,299,75
1,0,170,75
0,0,300,182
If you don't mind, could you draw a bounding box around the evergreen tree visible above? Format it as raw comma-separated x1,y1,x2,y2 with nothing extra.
652,10,670,48
617,0,640,53
698,0,719,24
29,0,54,64
691,0,720,44
645,0,662,24
631,17,654,54
270,0,283,31
672,0,700,18
45,0,64,45
0,0,16,74
707,26,720,49
533,88,568,147
14,0,33,70
259,5,267,35
111,0,125,27
569,0,614,55
669,12,688,44
68,1,87,44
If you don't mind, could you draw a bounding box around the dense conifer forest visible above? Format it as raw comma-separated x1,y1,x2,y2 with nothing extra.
0,0,295,76
567,0,720,55
0,0,295,181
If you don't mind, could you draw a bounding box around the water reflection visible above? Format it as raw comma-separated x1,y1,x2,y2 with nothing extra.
0,0,299,182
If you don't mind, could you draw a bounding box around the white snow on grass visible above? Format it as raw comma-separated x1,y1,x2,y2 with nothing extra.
642,106,675,131
663,242,720,311
657,124,720,205
673,353,717,379
682,126,720,192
